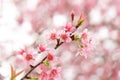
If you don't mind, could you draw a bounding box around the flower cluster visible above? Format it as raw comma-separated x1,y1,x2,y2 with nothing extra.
49,23,75,43
37,45,61,80
19,45,61,80
13,12,92,80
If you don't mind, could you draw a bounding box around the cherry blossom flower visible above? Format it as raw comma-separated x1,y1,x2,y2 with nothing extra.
50,69,58,77
47,53,54,61
60,31,72,43
40,71,48,80
49,29,59,41
64,23,75,33
21,52,36,65
38,44,46,52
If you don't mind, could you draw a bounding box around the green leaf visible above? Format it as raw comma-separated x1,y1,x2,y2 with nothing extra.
10,65,23,80
43,60,50,67
77,19,84,26
31,77,38,80
74,35,80,41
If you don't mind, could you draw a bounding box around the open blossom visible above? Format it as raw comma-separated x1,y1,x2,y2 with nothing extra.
21,52,36,65
50,33,57,40
25,53,33,61
38,44,46,52
59,31,72,43
64,23,75,33
49,29,59,41
50,69,58,77
47,53,54,61
40,71,48,80
38,57,61,80
39,67,60,80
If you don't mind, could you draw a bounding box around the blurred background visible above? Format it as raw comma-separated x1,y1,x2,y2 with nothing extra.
0,0,120,80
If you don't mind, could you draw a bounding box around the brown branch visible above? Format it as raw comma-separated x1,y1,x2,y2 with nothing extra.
21,57,47,80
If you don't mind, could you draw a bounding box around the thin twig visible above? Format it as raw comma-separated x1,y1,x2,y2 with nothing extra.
21,57,47,80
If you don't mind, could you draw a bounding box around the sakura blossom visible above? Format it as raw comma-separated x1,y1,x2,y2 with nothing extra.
0,0,120,80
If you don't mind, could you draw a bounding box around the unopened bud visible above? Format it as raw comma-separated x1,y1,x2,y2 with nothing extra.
71,10,75,22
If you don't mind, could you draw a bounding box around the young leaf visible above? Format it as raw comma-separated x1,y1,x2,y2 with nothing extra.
31,77,38,80
43,60,50,67
10,65,23,80
10,65,16,80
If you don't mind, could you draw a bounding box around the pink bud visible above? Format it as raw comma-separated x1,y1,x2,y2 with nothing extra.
64,23,75,33
19,49,25,55
71,10,75,21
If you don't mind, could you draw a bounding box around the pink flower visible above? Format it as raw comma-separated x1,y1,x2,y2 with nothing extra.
38,44,46,52
40,71,48,80
50,69,58,77
39,63,48,72
49,29,59,41
47,53,54,61
25,53,33,61
50,33,57,40
60,31,72,43
22,52,36,65
22,53,33,61
64,23,75,32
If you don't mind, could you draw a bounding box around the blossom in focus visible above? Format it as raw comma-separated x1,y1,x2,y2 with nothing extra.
64,23,75,33
60,31,72,43
38,44,46,52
